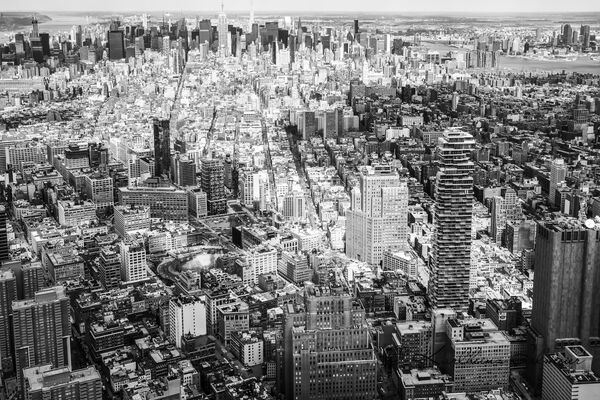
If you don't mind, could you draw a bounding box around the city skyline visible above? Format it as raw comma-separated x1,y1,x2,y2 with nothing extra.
2,0,600,13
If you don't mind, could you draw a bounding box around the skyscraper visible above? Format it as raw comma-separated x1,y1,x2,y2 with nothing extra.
283,286,377,400
200,159,227,215
108,30,125,60
0,205,9,261
169,296,207,348
345,165,409,265
428,129,475,312
549,158,567,207
581,25,591,49
120,240,147,284
217,1,228,56
490,188,522,244
0,269,17,375
563,24,573,45
530,218,600,383
12,286,71,398
153,118,171,178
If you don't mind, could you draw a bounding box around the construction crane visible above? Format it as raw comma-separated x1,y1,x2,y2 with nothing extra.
203,106,218,157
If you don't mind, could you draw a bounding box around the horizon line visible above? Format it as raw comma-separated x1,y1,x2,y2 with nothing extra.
3,10,600,14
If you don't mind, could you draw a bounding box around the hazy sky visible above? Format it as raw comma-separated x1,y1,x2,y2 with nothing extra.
4,0,600,13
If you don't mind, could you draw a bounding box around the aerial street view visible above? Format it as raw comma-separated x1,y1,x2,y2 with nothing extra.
0,0,599,399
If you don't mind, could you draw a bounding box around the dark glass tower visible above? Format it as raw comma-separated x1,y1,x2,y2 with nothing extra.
108,30,125,60
428,129,475,312
153,119,171,178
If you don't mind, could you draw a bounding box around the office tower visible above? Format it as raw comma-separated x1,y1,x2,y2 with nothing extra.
11,262,44,300
83,173,114,210
200,159,227,215
448,318,510,392
98,246,121,289
153,119,171,178
542,346,600,400
12,287,71,397
289,34,296,64
0,205,8,261
581,25,591,49
173,156,196,187
187,188,208,218
345,165,409,265
23,364,102,400
549,158,567,206
490,188,521,244
563,24,573,45
282,192,306,222
216,300,249,345
248,0,255,31
119,240,147,284
0,269,17,374
39,33,50,56
169,296,207,348
108,30,125,60
428,130,475,312
394,321,433,369
530,218,600,381
283,287,377,400
505,219,536,255
217,2,228,55
354,19,359,37
31,17,39,38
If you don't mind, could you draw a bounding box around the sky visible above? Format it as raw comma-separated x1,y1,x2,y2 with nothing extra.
3,0,600,13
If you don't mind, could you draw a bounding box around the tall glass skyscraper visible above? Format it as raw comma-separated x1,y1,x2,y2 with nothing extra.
428,129,475,312
153,118,171,178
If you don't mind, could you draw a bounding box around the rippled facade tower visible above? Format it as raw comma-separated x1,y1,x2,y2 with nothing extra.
428,129,475,312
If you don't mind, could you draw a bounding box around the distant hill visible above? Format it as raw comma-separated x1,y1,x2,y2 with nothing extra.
0,12,51,32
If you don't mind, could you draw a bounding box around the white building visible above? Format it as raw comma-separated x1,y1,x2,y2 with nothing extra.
57,200,96,227
542,346,600,400
230,331,264,367
169,296,207,348
120,241,147,283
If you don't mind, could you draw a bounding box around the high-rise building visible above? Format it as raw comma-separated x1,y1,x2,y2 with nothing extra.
283,286,377,400
428,129,475,312
153,119,171,178
0,269,17,374
448,318,510,392
169,296,207,348
563,24,573,45
490,188,522,244
217,2,228,56
581,25,591,49
98,246,121,289
549,158,567,207
345,165,409,265
120,240,147,284
12,287,71,398
83,172,114,210
542,346,600,400
530,218,600,383
200,159,227,215
108,30,125,60
0,205,8,261
22,364,103,400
